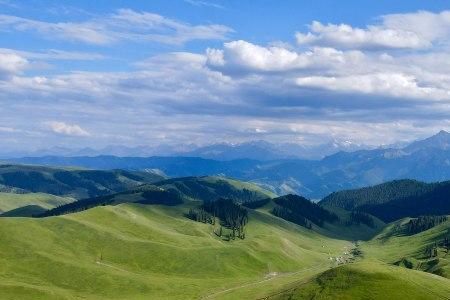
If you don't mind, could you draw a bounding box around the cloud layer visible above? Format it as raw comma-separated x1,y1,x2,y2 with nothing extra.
1,8,450,151
0,9,232,45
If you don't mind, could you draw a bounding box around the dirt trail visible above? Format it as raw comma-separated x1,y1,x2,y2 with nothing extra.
201,243,357,300
200,263,329,300
95,261,134,274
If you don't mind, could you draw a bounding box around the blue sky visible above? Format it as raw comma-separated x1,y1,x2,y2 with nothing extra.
1,0,450,152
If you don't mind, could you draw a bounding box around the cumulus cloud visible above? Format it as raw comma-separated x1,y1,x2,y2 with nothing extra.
46,121,90,137
206,40,364,73
0,9,232,45
295,11,450,50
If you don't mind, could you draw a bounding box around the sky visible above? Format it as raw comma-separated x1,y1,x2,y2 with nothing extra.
1,0,450,152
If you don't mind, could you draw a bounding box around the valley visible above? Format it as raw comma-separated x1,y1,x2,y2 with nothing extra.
0,162,449,299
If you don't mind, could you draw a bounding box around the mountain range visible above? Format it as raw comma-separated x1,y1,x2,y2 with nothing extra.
8,130,450,199
0,139,372,160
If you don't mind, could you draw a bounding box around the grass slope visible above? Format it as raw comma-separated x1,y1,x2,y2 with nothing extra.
0,192,73,213
0,203,349,300
318,206,386,241
361,217,450,278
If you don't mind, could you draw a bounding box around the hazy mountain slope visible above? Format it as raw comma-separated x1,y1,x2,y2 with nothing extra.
0,164,165,199
2,139,370,161
0,203,349,300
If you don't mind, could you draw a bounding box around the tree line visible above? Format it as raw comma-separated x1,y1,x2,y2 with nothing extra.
36,187,183,217
272,194,339,228
406,215,447,235
272,205,313,229
345,211,375,228
187,198,248,240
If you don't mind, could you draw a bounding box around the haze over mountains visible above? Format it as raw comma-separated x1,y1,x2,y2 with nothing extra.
9,130,450,198
1,138,371,160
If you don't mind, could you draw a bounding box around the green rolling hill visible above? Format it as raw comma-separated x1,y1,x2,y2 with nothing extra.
0,192,74,214
0,203,350,300
362,216,450,278
1,172,450,299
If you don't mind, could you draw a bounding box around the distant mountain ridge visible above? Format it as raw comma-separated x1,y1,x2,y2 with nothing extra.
7,130,450,198
1,139,371,160
177,139,369,160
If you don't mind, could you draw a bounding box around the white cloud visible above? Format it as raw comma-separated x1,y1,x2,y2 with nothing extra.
0,126,16,133
381,10,450,44
0,9,232,45
206,40,364,72
296,73,450,100
295,11,450,50
0,14,113,45
184,0,225,10
0,48,104,61
46,121,90,137
296,21,427,50
0,51,28,79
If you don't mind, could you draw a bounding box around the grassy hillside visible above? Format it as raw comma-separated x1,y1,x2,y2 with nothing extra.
269,261,450,300
0,192,73,213
0,203,349,300
317,206,386,241
2,173,449,299
361,217,450,278
0,164,165,199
